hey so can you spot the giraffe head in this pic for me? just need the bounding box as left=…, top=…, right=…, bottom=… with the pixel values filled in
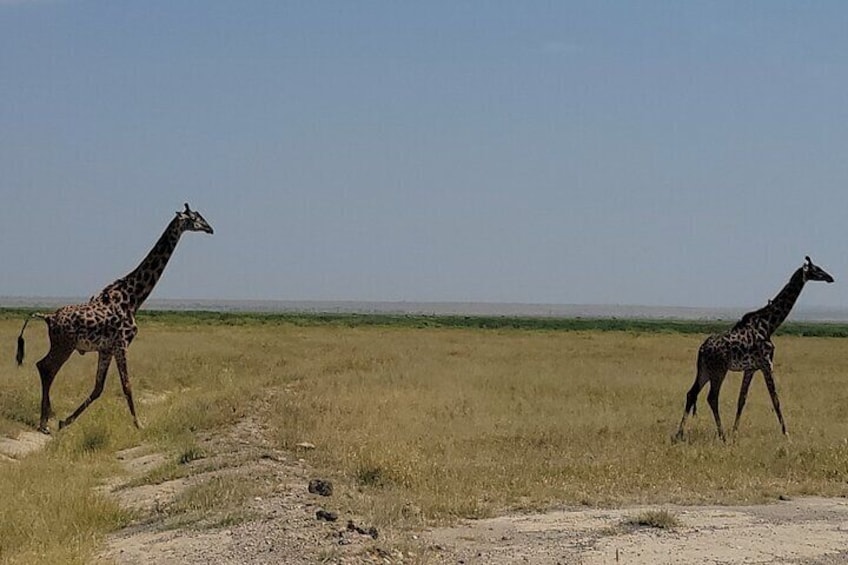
left=176, top=203, right=214, bottom=235
left=803, top=256, right=834, bottom=283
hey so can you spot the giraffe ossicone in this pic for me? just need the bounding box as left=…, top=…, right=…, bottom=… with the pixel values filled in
left=16, top=203, right=214, bottom=434
left=675, top=256, right=834, bottom=442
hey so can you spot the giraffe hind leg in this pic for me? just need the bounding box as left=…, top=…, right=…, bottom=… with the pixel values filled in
left=35, top=341, right=73, bottom=434
left=706, top=371, right=728, bottom=441
left=732, top=370, right=755, bottom=434
left=675, top=366, right=709, bottom=441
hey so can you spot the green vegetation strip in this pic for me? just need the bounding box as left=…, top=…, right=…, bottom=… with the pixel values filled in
left=3, top=307, right=847, bottom=337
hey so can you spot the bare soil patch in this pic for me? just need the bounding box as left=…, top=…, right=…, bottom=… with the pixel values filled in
left=0, top=429, right=50, bottom=461
left=423, top=497, right=848, bottom=564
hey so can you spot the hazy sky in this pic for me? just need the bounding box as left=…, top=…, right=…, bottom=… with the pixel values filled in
left=2, top=1, right=847, bottom=308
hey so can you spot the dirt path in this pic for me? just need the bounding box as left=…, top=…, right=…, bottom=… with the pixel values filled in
left=422, top=497, right=848, bottom=564
left=96, top=416, right=394, bottom=565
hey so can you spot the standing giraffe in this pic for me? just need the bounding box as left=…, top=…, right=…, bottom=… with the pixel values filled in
left=16, top=203, right=214, bottom=434
left=675, top=256, right=834, bottom=441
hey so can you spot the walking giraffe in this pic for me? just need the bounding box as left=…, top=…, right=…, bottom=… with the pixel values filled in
left=675, top=256, right=834, bottom=441
left=17, top=204, right=214, bottom=434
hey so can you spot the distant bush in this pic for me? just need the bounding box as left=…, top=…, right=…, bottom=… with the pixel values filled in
left=4, top=306, right=847, bottom=336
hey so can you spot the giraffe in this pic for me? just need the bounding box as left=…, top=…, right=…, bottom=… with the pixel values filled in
left=16, top=203, right=214, bottom=434
left=675, top=256, right=834, bottom=441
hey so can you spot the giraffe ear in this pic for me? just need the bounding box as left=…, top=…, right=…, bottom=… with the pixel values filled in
left=184, top=203, right=191, bottom=213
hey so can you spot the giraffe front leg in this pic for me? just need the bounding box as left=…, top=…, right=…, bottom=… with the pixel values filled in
left=114, top=348, right=141, bottom=429
left=60, top=351, right=112, bottom=430
left=762, top=367, right=788, bottom=436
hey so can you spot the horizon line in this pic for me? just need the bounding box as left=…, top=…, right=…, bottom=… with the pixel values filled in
left=1, top=296, right=846, bottom=322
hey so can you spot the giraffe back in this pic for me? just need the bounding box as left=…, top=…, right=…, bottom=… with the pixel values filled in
left=699, top=325, right=774, bottom=373
left=47, top=300, right=138, bottom=354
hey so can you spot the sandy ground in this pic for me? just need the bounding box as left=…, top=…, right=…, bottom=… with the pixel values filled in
left=423, top=498, right=848, bottom=564
left=0, top=429, right=50, bottom=461
left=3, top=423, right=847, bottom=565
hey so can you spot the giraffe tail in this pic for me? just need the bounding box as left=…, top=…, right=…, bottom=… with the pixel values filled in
left=16, top=313, right=47, bottom=366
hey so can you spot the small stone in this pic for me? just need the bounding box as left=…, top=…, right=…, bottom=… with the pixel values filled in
left=296, top=442, right=316, bottom=450
left=346, top=520, right=379, bottom=539
left=316, top=509, right=338, bottom=522
left=308, top=479, right=334, bottom=497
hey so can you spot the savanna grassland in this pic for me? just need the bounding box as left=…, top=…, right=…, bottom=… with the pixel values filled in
left=1, top=311, right=848, bottom=563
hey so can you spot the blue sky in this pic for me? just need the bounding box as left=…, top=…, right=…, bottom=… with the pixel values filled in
left=2, top=1, right=847, bottom=308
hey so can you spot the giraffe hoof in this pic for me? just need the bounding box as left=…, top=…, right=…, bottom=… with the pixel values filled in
left=58, top=419, right=68, bottom=430
left=38, top=425, right=51, bottom=435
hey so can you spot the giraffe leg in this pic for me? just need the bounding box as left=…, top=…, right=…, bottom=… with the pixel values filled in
left=35, top=343, right=73, bottom=434
left=114, top=348, right=140, bottom=429
left=706, top=372, right=727, bottom=441
left=762, top=367, right=788, bottom=436
left=59, top=351, right=112, bottom=430
left=675, top=370, right=707, bottom=441
left=732, top=370, right=755, bottom=433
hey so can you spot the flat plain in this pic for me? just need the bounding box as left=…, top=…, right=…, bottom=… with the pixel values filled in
left=1, top=312, right=847, bottom=563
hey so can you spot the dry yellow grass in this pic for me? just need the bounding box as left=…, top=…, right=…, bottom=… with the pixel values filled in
left=266, top=327, right=848, bottom=525
left=1, top=317, right=848, bottom=561
left=0, top=319, right=278, bottom=563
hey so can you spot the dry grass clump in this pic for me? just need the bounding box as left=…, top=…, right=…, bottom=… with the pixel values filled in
left=624, top=508, right=681, bottom=530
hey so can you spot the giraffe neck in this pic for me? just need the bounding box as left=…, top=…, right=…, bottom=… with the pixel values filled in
left=759, top=267, right=806, bottom=335
left=112, top=217, right=185, bottom=313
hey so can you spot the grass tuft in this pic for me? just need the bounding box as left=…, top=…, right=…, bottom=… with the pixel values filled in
left=356, top=464, right=387, bottom=488
left=79, top=423, right=111, bottom=453
left=178, top=445, right=206, bottom=465
left=624, top=509, right=681, bottom=530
